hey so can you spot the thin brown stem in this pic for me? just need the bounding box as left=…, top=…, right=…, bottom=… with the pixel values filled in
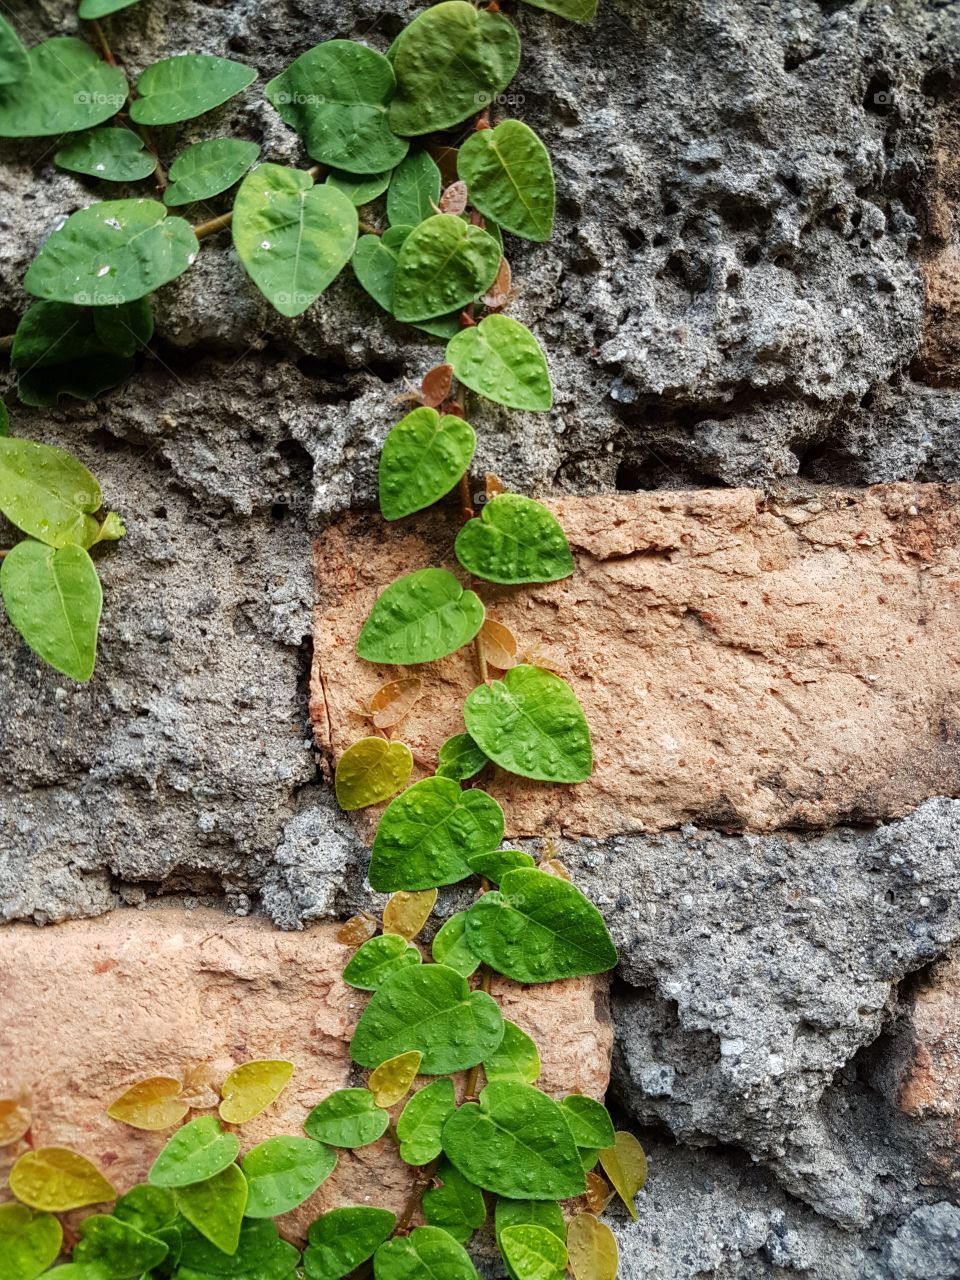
left=89, top=18, right=116, bottom=65
left=0, top=550, right=8, bottom=560
left=462, top=965, right=493, bottom=1100
left=0, top=334, right=12, bottom=354
left=193, top=211, right=234, bottom=239
left=395, top=1154, right=441, bottom=1234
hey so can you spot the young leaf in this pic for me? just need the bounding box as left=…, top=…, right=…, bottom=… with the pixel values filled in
left=0, top=439, right=103, bottom=549
left=566, top=1213, right=618, bottom=1280
left=369, top=776, right=503, bottom=892
left=484, top=256, right=513, bottom=310
left=363, top=675, right=424, bottom=730
left=467, top=849, right=536, bottom=884
left=113, top=1184, right=178, bottom=1235
left=219, top=1060, right=294, bottom=1124
left=351, top=226, right=461, bottom=339
left=342, top=934, right=422, bottom=992
left=266, top=41, right=408, bottom=174
left=0, top=1204, right=62, bottom=1280
left=336, top=912, right=379, bottom=947
left=55, top=128, right=158, bottom=183
left=458, top=121, right=555, bottom=242
left=0, top=1098, right=31, bottom=1145
left=558, top=1096, right=615, bottom=1150
left=176, top=1163, right=248, bottom=1255
left=350, top=963, right=504, bottom=1073
left=130, top=55, right=256, bottom=126
left=336, top=737, right=413, bottom=811
left=446, top=315, right=552, bottom=412
left=0, top=16, right=27, bottom=85
left=389, top=2, right=521, bottom=136
left=326, top=169, right=393, bottom=206
left=597, top=1132, right=647, bottom=1221
left=435, top=733, right=489, bottom=782
left=241, top=1135, right=337, bottom=1218
left=0, top=39, right=127, bottom=137
left=374, top=1225, right=479, bottom=1280
left=179, top=1063, right=221, bottom=1112
left=379, top=407, right=476, bottom=521
left=148, top=1116, right=240, bottom=1188
left=107, top=1077, right=190, bottom=1131
left=233, top=165, right=357, bottom=317
left=463, top=665, right=592, bottom=783
left=163, top=138, right=260, bottom=207
left=304, top=1090, right=389, bottom=1148
left=396, top=1078, right=456, bottom=1166
left=431, top=911, right=479, bottom=978
left=442, top=1082, right=585, bottom=1200
left=179, top=1218, right=299, bottom=1278
left=465, top=868, right=617, bottom=982
left=382, top=888, right=438, bottom=941
left=585, top=1170, right=614, bottom=1211
left=9, top=1148, right=116, bottom=1212
left=0, top=541, right=102, bottom=682
left=305, top=1207, right=395, bottom=1280
left=368, top=1050, right=422, bottom=1108
left=387, top=151, right=441, bottom=227
left=421, top=362, right=455, bottom=408
left=422, top=1161, right=486, bottom=1243
left=24, top=200, right=198, bottom=306
left=356, top=568, right=484, bottom=668
left=440, top=181, right=469, bottom=217
left=482, top=1019, right=540, bottom=1085
left=392, top=214, right=500, bottom=323
left=455, top=495, right=574, bottom=585
left=520, top=0, right=598, bottom=19
left=73, top=1215, right=168, bottom=1278
left=499, top=1224, right=568, bottom=1280
left=479, top=618, right=519, bottom=671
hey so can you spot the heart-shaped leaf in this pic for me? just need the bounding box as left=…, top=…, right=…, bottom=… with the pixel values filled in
left=383, top=888, right=438, bottom=940
left=350, top=963, right=504, bottom=1074
left=466, top=868, right=617, bottom=982
left=467, top=849, right=535, bottom=884
left=0, top=16, right=27, bottom=85
left=0, top=1205, right=62, bottom=1280
left=266, top=41, right=408, bottom=174
left=0, top=438, right=104, bottom=549
left=598, top=1132, right=647, bottom=1221
left=304, top=1089, right=389, bottom=1148
left=176, top=1163, right=248, bottom=1255
left=24, top=200, right=198, bottom=307
left=392, top=215, right=501, bottom=322
left=396, top=1079, right=456, bottom=1166
left=219, top=1060, right=294, bottom=1124
left=364, top=675, right=424, bottom=729
left=431, top=911, right=479, bottom=978
left=149, top=1116, right=240, bottom=1188
left=305, top=1207, right=396, bottom=1280
left=446, top=316, right=552, bottom=411
left=387, top=151, right=441, bottom=226
left=379, top=408, right=476, bottom=521
left=335, top=737, right=413, bottom=810
left=343, top=934, right=422, bottom=991
left=443, top=1082, right=585, bottom=1200
left=179, top=1218, right=299, bottom=1277
left=73, top=1214, right=169, bottom=1277
left=483, top=1019, right=541, bottom=1085
left=464, top=665, right=592, bottom=783
left=374, top=1225, right=479, bottom=1280
left=0, top=39, right=127, bottom=137
left=131, top=55, right=256, bottom=126
left=422, top=1161, right=486, bottom=1244
left=356, top=568, right=484, bottom=668
left=458, top=121, right=555, bottom=242
left=113, top=1185, right=177, bottom=1235
left=9, top=1148, right=116, bottom=1212
left=500, top=1224, right=568, bottom=1280
left=241, top=1135, right=337, bottom=1218
left=233, top=165, right=358, bottom=317
left=558, top=1096, right=615, bottom=1150
left=1, top=541, right=102, bottom=682
left=389, top=2, right=520, bottom=136
left=455, top=495, right=573, bottom=585
left=163, top=138, right=260, bottom=207
left=369, top=776, right=503, bottom=892
left=520, top=0, right=598, bottom=19
left=495, top=1198, right=566, bottom=1248
left=326, top=169, right=393, bottom=206
left=369, top=1050, right=422, bottom=1108
left=55, top=128, right=158, bottom=183
left=107, top=1077, right=190, bottom=1131
left=352, top=229, right=461, bottom=338
left=436, top=733, right=489, bottom=782
left=566, top=1213, right=618, bottom=1280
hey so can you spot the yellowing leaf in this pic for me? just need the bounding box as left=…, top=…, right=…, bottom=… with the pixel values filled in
left=218, top=1060, right=295, bottom=1125
left=479, top=618, right=518, bottom=671
left=0, top=1099, right=31, bottom=1146
left=585, top=1170, right=614, bottom=1214
left=9, top=1148, right=116, bottom=1211
left=335, top=736, right=413, bottom=810
left=369, top=1050, right=423, bottom=1108
left=337, top=912, right=380, bottom=947
left=107, top=1077, right=190, bottom=1131
left=485, top=473, right=506, bottom=500
left=383, top=889, right=438, bottom=941
left=366, top=677, right=424, bottom=729
left=597, top=1132, right=647, bottom=1221
left=567, top=1212, right=619, bottom=1280
left=178, top=1063, right=221, bottom=1112
left=539, top=858, right=571, bottom=881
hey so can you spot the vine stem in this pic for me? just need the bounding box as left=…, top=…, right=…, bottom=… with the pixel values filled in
left=458, top=470, right=489, bottom=686
left=89, top=18, right=116, bottom=65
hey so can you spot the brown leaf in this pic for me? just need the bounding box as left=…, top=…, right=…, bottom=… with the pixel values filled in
left=427, top=146, right=459, bottom=188
left=383, top=889, right=437, bottom=941
left=485, top=472, right=505, bottom=500
left=421, top=363, right=454, bottom=409
left=479, top=618, right=518, bottom=671
left=483, top=257, right=512, bottom=310
left=178, top=1063, right=221, bottom=1111
left=363, top=677, right=424, bottom=730
left=439, top=180, right=469, bottom=216
left=521, top=645, right=567, bottom=675
left=540, top=858, right=572, bottom=880
left=585, top=1170, right=615, bottom=1214
left=0, top=1098, right=31, bottom=1147
left=336, top=912, right=380, bottom=947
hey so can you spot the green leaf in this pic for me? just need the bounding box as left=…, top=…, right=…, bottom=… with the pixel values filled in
left=176, top=1164, right=248, bottom=1256
left=465, top=868, right=617, bottom=982
left=0, top=438, right=103, bottom=549
left=178, top=1219, right=298, bottom=1278
left=24, top=199, right=198, bottom=307
left=73, top=1215, right=168, bottom=1278
left=369, top=776, right=503, bottom=892
left=446, top=315, right=552, bottom=411
left=305, top=1207, right=395, bottom=1280
left=351, top=229, right=460, bottom=338
left=0, top=1204, right=62, bottom=1280
left=458, top=121, right=555, bottom=242
left=500, top=1225, right=568, bottom=1280
left=342, top=934, right=422, bottom=992
left=113, top=1185, right=177, bottom=1235
left=495, top=1199, right=566, bottom=1247
left=148, top=1117, right=240, bottom=1188
left=326, top=169, right=392, bottom=206
left=467, top=849, right=535, bottom=884
left=266, top=41, right=407, bottom=174
left=0, top=399, right=8, bottom=436
left=463, top=665, right=592, bottom=783
left=392, top=214, right=500, bottom=323
left=55, top=128, right=157, bottom=183
left=396, top=1079, right=456, bottom=1166
left=0, top=39, right=127, bottom=137
left=233, top=164, right=357, bottom=317
left=455, top=495, right=574, bottom=586
left=304, top=1090, right=389, bottom=1149
left=557, top=1096, right=615, bottom=1150
left=482, top=1019, right=541, bottom=1085
left=422, top=1161, right=485, bottom=1244
left=79, top=0, right=142, bottom=15
left=435, top=733, right=488, bottom=782
left=241, top=1136, right=336, bottom=1218
left=356, top=567, right=484, bottom=668
left=335, top=736, right=413, bottom=810
left=441, top=1082, right=585, bottom=1200
left=519, top=0, right=598, bottom=19
left=373, top=1226, right=479, bottom=1280
left=0, top=16, right=28, bottom=86
left=130, top=55, right=256, bottom=126
left=389, top=2, right=520, bottom=136
left=379, top=408, right=476, bottom=521
left=0, top=541, right=102, bottom=682
left=387, top=152, right=441, bottom=227
left=350, top=963, right=504, bottom=1074
left=163, top=138, right=260, bottom=207
left=431, top=912, right=479, bottom=978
